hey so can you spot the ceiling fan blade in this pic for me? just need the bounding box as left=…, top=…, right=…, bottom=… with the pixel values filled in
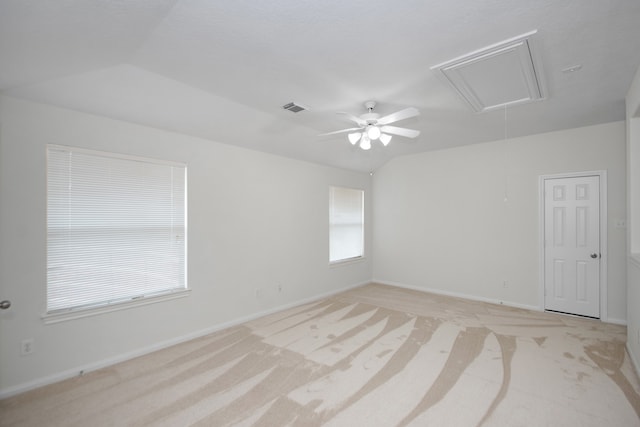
left=376, top=107, right=420, bottom=125
left=319, top=127, right=363, bottom=136
left=337, top=112, right=367, bottom=127
left=380, top=125, right=420, bottom=138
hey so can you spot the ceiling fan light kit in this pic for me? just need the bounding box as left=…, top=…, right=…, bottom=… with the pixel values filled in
left=348, top=133, right=361, bottom=145
left=379, top=133, right=392, bottom=146
left=322, top=101, right=420, bottom=150
left=366, top=125, right=381, bottom=140
left=359, top=134, right=372, bottom=150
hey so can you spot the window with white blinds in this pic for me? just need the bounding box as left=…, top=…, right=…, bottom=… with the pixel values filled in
left=46, top=145, right=187, bottom=314
left=329, top=186, right=364, bottom=263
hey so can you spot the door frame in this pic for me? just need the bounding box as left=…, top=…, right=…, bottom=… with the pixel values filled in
left=538, top=170, right=608, bottom=320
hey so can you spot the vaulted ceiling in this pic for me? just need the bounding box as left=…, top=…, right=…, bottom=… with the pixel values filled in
left=1, top=1, right=639, bottom=172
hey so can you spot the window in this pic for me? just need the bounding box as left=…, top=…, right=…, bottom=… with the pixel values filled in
left=47, top=145, right=187, bottom=315
left=329, top=186, right=364, bottom=263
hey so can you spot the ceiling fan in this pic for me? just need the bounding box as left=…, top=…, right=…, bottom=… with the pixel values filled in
left=321, top=101, right=420, bottom=150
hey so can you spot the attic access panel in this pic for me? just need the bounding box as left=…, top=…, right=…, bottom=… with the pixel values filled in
left=432, top=31, right=546, bottom=113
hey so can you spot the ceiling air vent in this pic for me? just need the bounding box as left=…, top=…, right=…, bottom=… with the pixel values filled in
left=431, top=30, right=546, bottom=113
left=282, top=102, right=307, bottom=113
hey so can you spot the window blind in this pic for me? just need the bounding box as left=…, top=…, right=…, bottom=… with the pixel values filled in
left=329, top=186, right=364, bottom=262
left=47, top=145, right=187, bottom=313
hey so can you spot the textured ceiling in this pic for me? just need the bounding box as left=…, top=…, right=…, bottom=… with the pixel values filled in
left=1, top=0, right=640, bottom=172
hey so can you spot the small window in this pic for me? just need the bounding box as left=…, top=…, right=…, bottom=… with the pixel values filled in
left=329, top=186, right=364, bottom=263
left=46, top=145, right=187, bottom=314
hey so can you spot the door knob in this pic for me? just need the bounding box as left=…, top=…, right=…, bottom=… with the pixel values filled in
left=0, top=300, right=11, bottom=310
left=590, top=253, right=598, bottom=259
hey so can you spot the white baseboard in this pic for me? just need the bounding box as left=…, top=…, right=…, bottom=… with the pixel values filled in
left=373, top=279, right=542, bottom=312
left=627, top=342, right=640, bottom=378
left=374, top=279, right=628, bottom=325
left=0, top=280, right=369, bottom=399
left=606, top=317, right=628, bottom=326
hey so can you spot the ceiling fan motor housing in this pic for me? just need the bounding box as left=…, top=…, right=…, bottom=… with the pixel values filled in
left=361, top=113, right=380, bottom=124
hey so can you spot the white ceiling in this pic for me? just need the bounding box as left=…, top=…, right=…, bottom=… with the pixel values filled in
left=1, top=0, right=639, bottom=172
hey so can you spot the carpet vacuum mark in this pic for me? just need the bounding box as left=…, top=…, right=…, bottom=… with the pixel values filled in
left=1, top=283, right=639, bottom=426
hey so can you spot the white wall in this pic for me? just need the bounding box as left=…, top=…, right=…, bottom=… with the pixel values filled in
left=373, top=122, right=627, bottom=321
left=0, top=96, right=372, bottom=396
left=0, top=93, right=632, bottom=396
left=626, top=66, right=640, bottom=371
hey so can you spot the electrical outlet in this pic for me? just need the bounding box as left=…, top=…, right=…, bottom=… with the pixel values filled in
left=503, top=281, right=508, bottom=288
left=277, top=284, right=282, bottom=293
left=614, top=219, right=627, bottom=229
left=21, top=338, right=34, bottom=356
left=254, top=288, right=262, bottom=298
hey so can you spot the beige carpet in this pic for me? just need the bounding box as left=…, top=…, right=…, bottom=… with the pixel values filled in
left=2, top=283, right=639, bottom=426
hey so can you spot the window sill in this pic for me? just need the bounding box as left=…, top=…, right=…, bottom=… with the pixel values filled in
left=329, top=256, right=366, bottom=268
left=42, top=289, right=191, bottom=324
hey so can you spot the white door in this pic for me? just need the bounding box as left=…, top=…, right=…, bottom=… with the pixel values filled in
left=544, top=176, right=600, bottom=318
